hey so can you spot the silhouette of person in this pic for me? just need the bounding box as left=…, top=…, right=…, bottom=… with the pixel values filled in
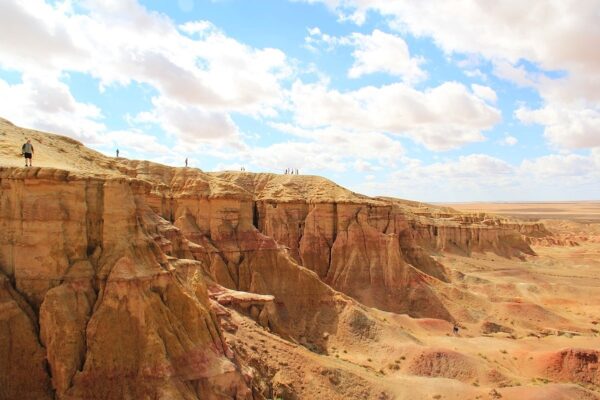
left=116, top=149, right=119, bottom=157
left=22, top=139, right=34, bottom=167
left=185, top=158, right=188, bottom=167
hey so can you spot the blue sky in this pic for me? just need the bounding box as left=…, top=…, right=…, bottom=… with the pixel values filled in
left=1, top=0, right=599, bottom=201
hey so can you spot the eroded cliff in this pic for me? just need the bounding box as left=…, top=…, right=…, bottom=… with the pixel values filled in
left=0, top=119, right=560, bottom=399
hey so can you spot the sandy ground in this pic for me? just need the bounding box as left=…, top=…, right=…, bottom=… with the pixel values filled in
left=229, top=203, right=600, bottom=400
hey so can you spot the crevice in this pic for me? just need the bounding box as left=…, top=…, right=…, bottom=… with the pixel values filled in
left=252, top=201, right=259, bottom=231
left=384, top=206, right=392, bottom=233
left=85, top=181, right=104, bottom=262
left=332, top=202, right=338, bottom=245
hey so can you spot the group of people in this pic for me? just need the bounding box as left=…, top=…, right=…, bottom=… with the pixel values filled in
left=20, top=141, right=302, bottom=177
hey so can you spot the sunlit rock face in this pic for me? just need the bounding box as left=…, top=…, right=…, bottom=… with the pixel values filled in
left=0, top=119, right=548, bottom=399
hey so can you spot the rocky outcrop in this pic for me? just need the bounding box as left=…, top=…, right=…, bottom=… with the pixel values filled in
left=0, top=168, right=252, bottom=399
left=0, top=121, right=556, bottom=399
left=0, top=273, right=53, bottom=400
left=534, top=348, right=600, bottom=386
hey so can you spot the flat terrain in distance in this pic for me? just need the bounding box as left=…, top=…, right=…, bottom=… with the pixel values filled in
left=442, top=201, right=600, bottom=223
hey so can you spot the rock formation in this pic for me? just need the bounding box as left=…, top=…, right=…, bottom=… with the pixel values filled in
left=2, top=118, right=594, bottom=400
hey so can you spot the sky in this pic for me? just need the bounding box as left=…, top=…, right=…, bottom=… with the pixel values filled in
left=1, top=0, right=599, bottom=202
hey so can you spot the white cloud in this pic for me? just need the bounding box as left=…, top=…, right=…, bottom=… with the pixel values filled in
left=0, top=0, right=86, bottom=74
left=0, top=0, right=291, bottom=144
left=305, top=29, right=425, bottom=82
left=401, top=154, right=515, bottom=181
left=245, top=141, right=347, bottom=172
left=516, top=105, right=600, bottom=149
left=492, top=60, right=539, bottom=88
left=470, top=84, right=497, bottom=104
left=0, top=75, right=105, bottom=143
left=0, top=74, right=177, bottom=163
left=360, top=152, right=600, bottom=201
left=299, top=0, right=600, bottom=153
left=301, top=0, right=600, bottom=77
left=179, top=20, right=217, bottom=36
left=348, top=30, right=425, bottom=82
left=103, top=129, right=173, bottom=156
left=269, top=122, right=404, bottom=162
left=289, top=80, right=500, bottom=151
left=521, top=153, right=598, bottom=180
left=360, top=154, right=518, bottom=201
left=500, top=135, right=518, bottom=146
left=135, top=96, right=240, bottom=146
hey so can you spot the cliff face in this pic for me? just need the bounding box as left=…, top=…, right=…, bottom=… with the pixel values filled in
left=0, top=169, right=251, bottom=399
left=0, top=120, right=551, bottom=399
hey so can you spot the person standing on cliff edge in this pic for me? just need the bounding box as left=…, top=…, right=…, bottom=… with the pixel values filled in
left=22, top=139, right=34, bottom=167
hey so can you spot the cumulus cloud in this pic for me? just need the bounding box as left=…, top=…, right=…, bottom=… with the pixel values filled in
left=360, top=151, right=600, bottom=201
left=300, top=0, right=600, bottom=75
left=0, top=0, right=291, bottom=145
left=348, top=30, right=425, bottom=82
left=521, top=153, right=598, bottom=180
left=0, top=0, right=86, bottom=74
left=0, top=74, right=178, bottom=162
left=135, top=96, right=241, bottom=145
left=305, top=28, right=425, bottom=82
left=0, top=75, right=105, bottom=143
left=471, top=84, right=497, bottom=104
left=358, top=154, right=518, bottom=201
left=289, top=80, right=500, bottom=151
left=516, top=105, right=600, bottom=149
left=299, top=0, right=600, bottom=153
left=269, top=122, right=404, bottom=162
left=396, top=154, right=515, bottom=181
left=103, top=129, right=173, bottom=156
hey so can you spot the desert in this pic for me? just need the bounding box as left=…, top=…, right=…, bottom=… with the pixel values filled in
left=1, top=118, right=599, bottom=400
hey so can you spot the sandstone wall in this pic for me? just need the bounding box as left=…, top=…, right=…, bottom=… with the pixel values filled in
left=0, top=168, right=251, bottom=400
left=0, top=164, right=547, bottom=399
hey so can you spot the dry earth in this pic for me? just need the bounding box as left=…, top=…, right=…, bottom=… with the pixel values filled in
left=445, top=201, right=600, bottom=223
left=1, top=118, right=599, bottom=400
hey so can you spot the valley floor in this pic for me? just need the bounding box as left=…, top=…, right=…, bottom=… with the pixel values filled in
left=226, top=208, right=600, bottom=400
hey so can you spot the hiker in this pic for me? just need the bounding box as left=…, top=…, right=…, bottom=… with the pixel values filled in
left=453, top=325, right=459, bottom=336
left=116, top=149, right=119, bottom=157
left=185, top=158, right=188, bottom=167
left=22, top=139, right=34, bottom=167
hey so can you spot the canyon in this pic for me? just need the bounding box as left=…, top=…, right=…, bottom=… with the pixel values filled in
left=1, top=118, right=599, bottom=400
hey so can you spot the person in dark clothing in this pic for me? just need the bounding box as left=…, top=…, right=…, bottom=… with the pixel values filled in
left=116, top=149, right=119, bottom=157
left=185, top=158, right=188, bottom=167
left=22, top=139, right=34, bottom=167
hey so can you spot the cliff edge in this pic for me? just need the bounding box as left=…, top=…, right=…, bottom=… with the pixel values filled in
left=0, top=119, right=562, bottom=399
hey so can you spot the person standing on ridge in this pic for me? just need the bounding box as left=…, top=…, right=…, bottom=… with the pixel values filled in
left=22, top=139, right=34, bottom=167
left=185, top=158, right=188, bottom=167
left=116, top=148, right=119, bottom=157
